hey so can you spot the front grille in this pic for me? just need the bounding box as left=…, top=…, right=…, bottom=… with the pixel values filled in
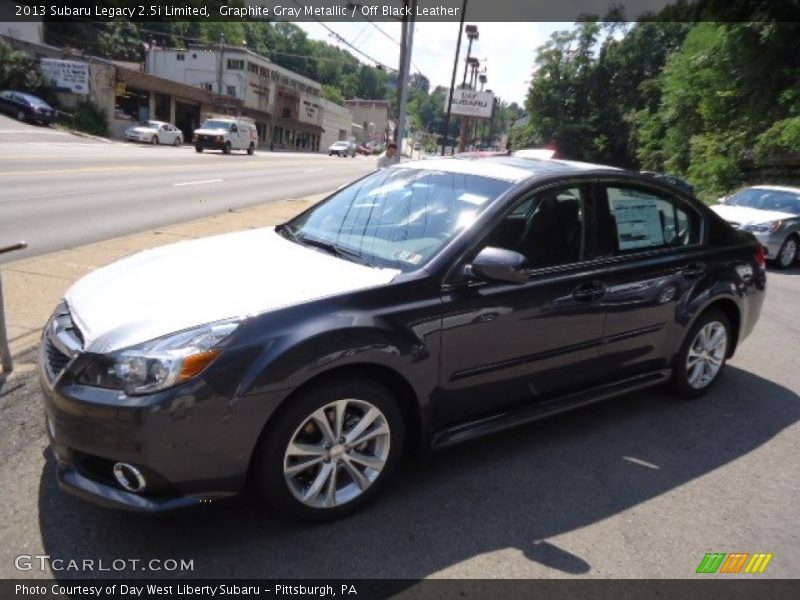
left=45, top=337, right=70, bottom=379
left=42, top=302, right=84, bottom=383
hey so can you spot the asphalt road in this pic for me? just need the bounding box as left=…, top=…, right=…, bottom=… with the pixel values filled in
left=0, top=115, right=798, bottom=582
left=0, top=114, right=375, bottom=263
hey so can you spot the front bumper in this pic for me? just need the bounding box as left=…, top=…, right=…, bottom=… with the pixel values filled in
left=125, top=134, right=151, bottom=143
left=39, top=335, right=290, bottom=512
left=195, top=137, right=226, bottom=150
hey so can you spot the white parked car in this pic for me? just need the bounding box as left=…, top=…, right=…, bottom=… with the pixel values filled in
left=124, top=121, right=183, bottom=146
left=711, top=185, right=800, bottom=269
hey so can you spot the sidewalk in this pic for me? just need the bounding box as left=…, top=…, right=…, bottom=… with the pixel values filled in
left=0, top=193, right=324, bottom=383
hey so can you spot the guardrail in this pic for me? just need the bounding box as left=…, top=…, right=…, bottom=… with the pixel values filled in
left=0, top=241, right=28, bottom=375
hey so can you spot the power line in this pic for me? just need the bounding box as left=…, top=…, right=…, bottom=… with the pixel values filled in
left=357, top=15, right=427, bottom=79
left=290, top=0, right=397, bottom=72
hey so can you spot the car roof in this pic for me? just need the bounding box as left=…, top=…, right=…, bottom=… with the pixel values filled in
left=748, top=184, right=800, bottom=194
left=397, top=155, right=622, bottom=183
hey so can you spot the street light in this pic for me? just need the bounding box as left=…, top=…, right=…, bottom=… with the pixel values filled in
left=461, top=25, right=479, bottom=87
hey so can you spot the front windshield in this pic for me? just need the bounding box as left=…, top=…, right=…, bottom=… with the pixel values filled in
left=282, top=167, right=513, bottom=272
left=728, top=188, right=800, bottom=215
left=200, top=120, right=232, bottom=130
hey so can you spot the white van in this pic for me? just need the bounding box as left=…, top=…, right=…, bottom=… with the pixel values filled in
left=193, top=118, right=258, bottom=155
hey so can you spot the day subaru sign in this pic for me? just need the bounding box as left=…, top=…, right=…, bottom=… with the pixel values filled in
left=445, top=89, right=495, bottom=119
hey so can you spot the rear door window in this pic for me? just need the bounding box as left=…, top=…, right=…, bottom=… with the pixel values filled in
left=603, top=185, right=701, bottom=253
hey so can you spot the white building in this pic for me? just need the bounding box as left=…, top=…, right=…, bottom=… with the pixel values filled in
left=319, top=99, right=354, bottom=151
left=146, top=44, right=324, bottom=151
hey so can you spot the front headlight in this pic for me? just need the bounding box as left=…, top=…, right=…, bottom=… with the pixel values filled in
left=744, top=220, right=782, bottom=234
left=77, top=319, right=241, bottom=395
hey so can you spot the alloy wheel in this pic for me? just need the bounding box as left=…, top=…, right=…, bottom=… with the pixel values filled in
left=686, top=321, right=727, bottom=389
left=779, top=238, right=797, bottom=268
left=283, top=398, right=391, bottom=509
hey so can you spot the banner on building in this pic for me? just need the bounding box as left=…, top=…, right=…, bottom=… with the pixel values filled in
left=444, top=89, right=495, bottom=119
left=40, top=58, right=89, bottom=95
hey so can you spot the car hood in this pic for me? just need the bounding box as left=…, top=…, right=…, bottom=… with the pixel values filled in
left=66, top=228, right=400, bottom=354
left=711, top=204, right=797, bottom=225
left=194, top=128, right=228, bottom=136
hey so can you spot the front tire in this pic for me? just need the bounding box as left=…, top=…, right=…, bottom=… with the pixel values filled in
left=254, top=377, right=404, bottom=521
left=223, top=141, right=232, bottom=155
left=16, top=110, right=25, bottom=122
left=247, top=142, right=255, bottom=155
left=174, top=136, right=182, bottom=146
left=775, top=235, right=798, bottom=269
left=671, top=309, right=731, bottom=398
left=195, top=145, right=203, bottom=153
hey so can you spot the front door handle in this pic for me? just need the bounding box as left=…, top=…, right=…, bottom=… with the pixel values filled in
left=572, top=281, right=606, bottom=302
left=682, top=262, right=707, bottom=279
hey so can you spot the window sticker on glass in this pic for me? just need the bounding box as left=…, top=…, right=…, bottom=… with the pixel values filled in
left=609, top=191, right=665, bottom=250
left=458, top=192, right=490, bottom=206
left=393, top=250, right=423, bottom=265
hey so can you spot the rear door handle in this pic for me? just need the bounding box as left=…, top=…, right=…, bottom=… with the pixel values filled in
left=572, top=281, right=606, bottom=302
left=682, top=263, right=707, bottom=279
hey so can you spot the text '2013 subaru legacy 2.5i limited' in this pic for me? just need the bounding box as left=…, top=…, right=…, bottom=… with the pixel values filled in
left=40, top=156, right=766, bottom=520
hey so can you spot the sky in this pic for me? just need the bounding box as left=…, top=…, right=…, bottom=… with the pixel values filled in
left=297, top=21, right=570, bottom=105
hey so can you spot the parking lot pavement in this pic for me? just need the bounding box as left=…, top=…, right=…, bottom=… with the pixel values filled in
left=0, top=179, right=798, bottom=580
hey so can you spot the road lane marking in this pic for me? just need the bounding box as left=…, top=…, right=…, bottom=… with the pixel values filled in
left=173, top=179, right=224, bottom=186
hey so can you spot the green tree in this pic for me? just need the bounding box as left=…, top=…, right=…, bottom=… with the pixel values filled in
left=321, top=84, right=345, bottom=105
left=0, top=38, right=46, bottom=93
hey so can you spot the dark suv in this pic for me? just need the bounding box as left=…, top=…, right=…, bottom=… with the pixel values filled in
left=40, top=155, right=766, bottom=520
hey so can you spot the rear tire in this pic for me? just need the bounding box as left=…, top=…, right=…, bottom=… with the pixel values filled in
left=670, top=309, right=731, bottom=399
left=174, top=136, right=182, bottom=146
left=223, top=141, right=232, bottom=155
left=253, top=377, right=404, bottom=521
left=774, top=235, right=798, bottom=269
left=247, top=142, right=255, bottom=155
left=195, top=145, right=203, bottom=153
left=16, top=110, right=25, bottom=122
left=151, top=135, right=159, bottom=145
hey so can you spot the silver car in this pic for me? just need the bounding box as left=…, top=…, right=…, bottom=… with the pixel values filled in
left=711, top=185, right=800, bottom=268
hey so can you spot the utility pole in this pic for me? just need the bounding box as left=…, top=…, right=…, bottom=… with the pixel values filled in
left=441, top=0, right=467, bottom=156
left=217, top=32, right=225, bottom=97
left=396, top=0, right=416, bottom=155
left=458, top=26, right=479, bottom=153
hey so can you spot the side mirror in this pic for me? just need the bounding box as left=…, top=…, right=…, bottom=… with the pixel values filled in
left=468, top=247, right=529, bottom=284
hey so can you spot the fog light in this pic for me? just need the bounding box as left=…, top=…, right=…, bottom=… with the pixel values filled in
left=113, top=462, right=147, bottom=493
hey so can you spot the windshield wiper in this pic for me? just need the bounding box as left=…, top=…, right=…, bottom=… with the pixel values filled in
left=295, top=234, right=374, bottom=267
left=275, top=222, right=301, bottom=242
